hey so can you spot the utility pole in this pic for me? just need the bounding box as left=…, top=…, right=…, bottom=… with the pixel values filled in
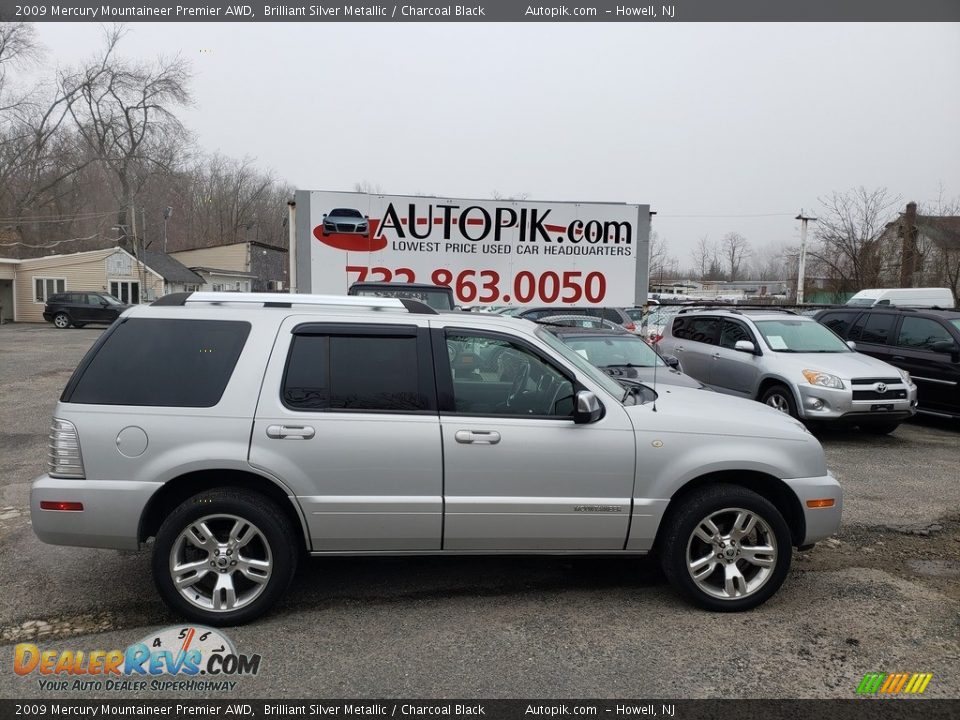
left=163, top=206, right=173, bottom=254
left=795, top=210, right=817, bottom=304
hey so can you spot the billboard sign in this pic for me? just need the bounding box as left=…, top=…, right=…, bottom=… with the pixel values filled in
left=296, top=190, right=649, bottom=306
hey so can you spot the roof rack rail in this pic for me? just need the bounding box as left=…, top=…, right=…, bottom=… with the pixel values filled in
left=677, top=305, right=798, bottom=316
left=157, top=292, right=438, bottom=314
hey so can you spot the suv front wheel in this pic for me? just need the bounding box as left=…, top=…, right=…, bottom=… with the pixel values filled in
left=152, top=489, right=299, bottom=625
left=659, top=484, right=792, bottom=611
left=760, top=384, right=798, bottom=419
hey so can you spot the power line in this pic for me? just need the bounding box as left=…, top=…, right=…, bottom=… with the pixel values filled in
left=0, top=232, right=104, bottom=249
left=0, top=209, right=121, bottom=224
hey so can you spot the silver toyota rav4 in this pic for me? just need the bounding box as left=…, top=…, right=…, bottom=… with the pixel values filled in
left=657, top=308, right=918, bottom=434
left=32, top=293, right=842, bottom=625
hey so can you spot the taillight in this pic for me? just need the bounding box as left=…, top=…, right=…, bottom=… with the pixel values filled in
left=651, top=334, right=663, bottom=344
left=624, top=321, right=637, bottom=332
left=40, top=501, right=84, bottom=512
left=48, top=418, right=85, bottom=479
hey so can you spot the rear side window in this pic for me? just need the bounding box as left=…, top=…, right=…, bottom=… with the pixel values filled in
left=855, top=313, right=895, bottom=344
left=66, top=319, right=250, bottom=407
left=283, top=330, right=428, bottom=412
left=818, top=311, right=860, bottom=338
left=672, top=316, right=720, bottom=345
left=896, top=317, right=953, bottom=350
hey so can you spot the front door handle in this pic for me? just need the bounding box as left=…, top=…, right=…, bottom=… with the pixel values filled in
left=266, top=425, right=315, bottom=440
left=674, top=346, right=684, bottom=352
left=711, top=352, right=721, bottom=359
left=455, top=430, right=501, bottom=445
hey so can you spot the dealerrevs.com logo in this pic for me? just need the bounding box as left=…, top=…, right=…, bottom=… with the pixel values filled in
left=13, top=625, right=261, bottom=693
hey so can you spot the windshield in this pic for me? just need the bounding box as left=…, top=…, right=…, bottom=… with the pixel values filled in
left=950, top=320, right=960, bottom=333
left=101, top=294, right=123, bottom=305
left=753, top=319, right=850, bottom=353
left=535, top=327, right=627, bottom=401
left=329, top=208, right=363, bottom=218
left=561, top=334, right=667, bottom=368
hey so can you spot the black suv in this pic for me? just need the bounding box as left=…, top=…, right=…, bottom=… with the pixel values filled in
left=814, top=306, right=960, bottom=418
left=43, top=292, right=129, bottom=329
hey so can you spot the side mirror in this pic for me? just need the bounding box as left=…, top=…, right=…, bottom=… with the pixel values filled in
left=931, top=340, right=957, bottom=354
left=101, top=301, right=109, bottom=308
left=847, top=340, right=857, bottom=351
left=734, top=340, right=756, bottom=354
left=663, top=355, right=681, bottom=370
left=364, top=215, right=369, bottom=219
left=573, top=390, right=603, bottom=424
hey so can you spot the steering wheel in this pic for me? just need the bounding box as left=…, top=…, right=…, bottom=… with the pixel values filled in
left=507, top=361, right=530, bottom=407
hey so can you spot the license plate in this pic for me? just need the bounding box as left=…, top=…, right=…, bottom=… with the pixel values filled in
left=871, top=403, right=894, bottom=411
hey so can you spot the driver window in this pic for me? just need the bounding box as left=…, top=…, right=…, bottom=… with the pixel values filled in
left=445, top=333, right=574, bottom=417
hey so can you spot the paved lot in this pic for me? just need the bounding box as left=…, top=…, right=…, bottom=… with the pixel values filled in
left=0, top=323, right=957, bottom=699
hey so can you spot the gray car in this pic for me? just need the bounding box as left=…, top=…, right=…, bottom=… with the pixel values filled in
left=657, top=308, right=918, bottom=434
left=32, top=292, right=841, bottom=624
left=322, top=208, right=368, bottom=235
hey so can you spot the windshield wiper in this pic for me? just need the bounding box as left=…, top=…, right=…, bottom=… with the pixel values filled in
left=603, top=362, right=653, bottom=369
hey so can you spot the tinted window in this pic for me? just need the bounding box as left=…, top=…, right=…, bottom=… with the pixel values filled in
left=720, top=320, right=752, bottom=349
left=858, top=313, right=896, bottom=344
left=896, top=317, right=953, bottom=350
left=68, top=319, right=250, bottom=407
left=283, top=333, right=426, bottom=412
left=818, top=311, right=860, bottom=339
left=671, top=316, right=720, bottom=345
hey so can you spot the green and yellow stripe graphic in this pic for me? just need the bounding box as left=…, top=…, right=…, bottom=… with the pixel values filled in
left=856, top=672, right=933, bottom=694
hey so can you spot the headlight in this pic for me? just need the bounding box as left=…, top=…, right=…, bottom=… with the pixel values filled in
left=802, top=369, right=844, bottom=389
left=897, top=368, right=912, bottom=385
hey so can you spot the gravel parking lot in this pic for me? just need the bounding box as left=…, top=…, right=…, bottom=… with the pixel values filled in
left=0, top=323, right=957, bottom=699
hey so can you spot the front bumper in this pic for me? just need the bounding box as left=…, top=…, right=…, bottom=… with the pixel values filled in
left=784, top=473, right=843, bottom=545
left=795, top=382, right=917, bottom=422
left=30, top=475, right=161, bottom=550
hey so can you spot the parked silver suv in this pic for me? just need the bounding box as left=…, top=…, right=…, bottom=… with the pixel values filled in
left=657, top=308, right=918, bottom=434
left=32, top=293, right=842, bottom=624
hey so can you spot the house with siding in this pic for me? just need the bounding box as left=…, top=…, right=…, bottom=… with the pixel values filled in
left=0, top=247, right=202, bottom=323
left=170, top=241, right=288, bottom=292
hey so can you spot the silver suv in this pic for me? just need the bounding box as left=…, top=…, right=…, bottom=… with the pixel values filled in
left=32, top=293, right=842, bottom=624
left=657, top=308, right=918, bottom=434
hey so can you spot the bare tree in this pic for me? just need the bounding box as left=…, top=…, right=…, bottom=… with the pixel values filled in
left=690, top=236, right=717, bottom=280
left=491, top=190, right=530, bottom=201
left=810, top=186, right=902, bottom=293
left=721, top=232, right=752, bottom=282
left=353, top=179, right=383, bottom=195
left=61, top=26, right=191, bottom=292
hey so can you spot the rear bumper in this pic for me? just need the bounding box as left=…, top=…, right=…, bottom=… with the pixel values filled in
left=783, top=473, right=843, bottom=545
left=30, top=475, right=161, bottom=550
left=41, top=312, right=53, bottom=322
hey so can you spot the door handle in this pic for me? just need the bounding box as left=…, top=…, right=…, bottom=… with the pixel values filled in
left=266, top=425, right=315, bottom=440
left=674, top=346, right=684, bottom=352
left=711, top=352, right=721, bottom=359
left=455, top=430, right=501, bottom=445
left=891, top=356, right=905, bottom=361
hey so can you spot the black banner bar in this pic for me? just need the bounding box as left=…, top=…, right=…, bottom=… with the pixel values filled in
left=2, top=700, right=960, bottom=720
left=2, top=0, right=960, bottom=22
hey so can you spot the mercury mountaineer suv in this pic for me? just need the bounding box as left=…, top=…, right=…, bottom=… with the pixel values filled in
left=32, top=293, right=842, bottom=625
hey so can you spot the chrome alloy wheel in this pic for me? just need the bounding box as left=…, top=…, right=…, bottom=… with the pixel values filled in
left=765, top=393, right=790, bottom=413
left=685, top=507, right=778, bottom=600
left=169, top=514, right=273, bottom=612
left=54, top=313, right=70, bottom=328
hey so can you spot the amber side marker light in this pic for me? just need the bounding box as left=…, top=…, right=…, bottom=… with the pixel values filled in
left=40, top=501, right=84, bottom=512
left=806, top=499, right=836, bottom=509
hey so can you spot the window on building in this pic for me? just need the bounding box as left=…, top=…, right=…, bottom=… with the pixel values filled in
left=34, top=278, right=66, bottom=303
left=109, top=280, right=140, bottom=304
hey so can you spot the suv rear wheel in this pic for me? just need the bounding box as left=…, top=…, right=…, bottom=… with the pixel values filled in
left=53, top=312, right=71, bottom=329
left=152, top=488, right=299, bottom=625
left=659, top=484, right=792, bottom=611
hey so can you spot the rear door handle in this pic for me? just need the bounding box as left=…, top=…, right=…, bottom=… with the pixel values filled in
left=711, top=352, right=721, bottom=359
left=455, top=430, right=501, bottom=445
left=674, top=346, right=684, bottom=352
left=266, top=425, right=315, bottom=440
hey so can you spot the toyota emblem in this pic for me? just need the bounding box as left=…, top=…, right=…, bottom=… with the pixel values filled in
left=875, top=382, right=887, bottom=393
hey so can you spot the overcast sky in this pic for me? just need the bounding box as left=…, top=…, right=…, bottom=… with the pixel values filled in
left=31, top=22, right=960, bottom=269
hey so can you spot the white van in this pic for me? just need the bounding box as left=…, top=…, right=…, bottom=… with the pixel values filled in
left=846, top=287, right=955, bottom=308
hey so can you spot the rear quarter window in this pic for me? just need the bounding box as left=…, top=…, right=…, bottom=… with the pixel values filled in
left=65, top=318, right=250, bottom=407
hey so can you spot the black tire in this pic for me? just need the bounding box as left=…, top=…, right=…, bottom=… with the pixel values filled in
left=658, top=483, right=793, bottom=612
left=152, top=488, right=299, bottom=626
left=53, top=312, right=71, bottom=329
left=759, top=384, right=799, bottom=419
left=860, top=422, right=900, bottom=435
